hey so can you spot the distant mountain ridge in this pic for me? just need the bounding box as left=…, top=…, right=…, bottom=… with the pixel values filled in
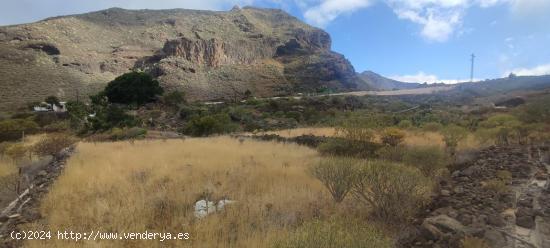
left=357, top=71, right=420, bottom=90
left=0, top=7, right=369, bottom=110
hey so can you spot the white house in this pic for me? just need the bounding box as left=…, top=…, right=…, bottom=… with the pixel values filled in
left=33, top=101, right=67, bottom=112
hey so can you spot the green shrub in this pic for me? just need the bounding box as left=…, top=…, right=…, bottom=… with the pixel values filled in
left=66, top=101, right=89, bottom=130
left=104, top=71, right=164, bottom=105
left=310, top=157, right=361, bottom=203
left=336, top=119, right=375, bottom=142
left=318, top=138, right=382, bottom=158
left=380, top=128, right=405, bottom=147
left=163, top=90, right=186, bottom=108
left=442, top=124, right=467, bottom=155
left=398, top=120, right=413, bottom=129
left=43, top=120, right=70, bottom=132
left=110, top=127, right=147, bottom=140
left=0, top=118, right=39, bottom=142
left=496, top=170, right=512, bottom=182
left=483, top=179, right=508, bottom=195
left=182, top=113, right=238, bottom=137
left=403, top=146, right=449, bottom=177
left=375, top=145, right=405, bottom=162
left=422, top=122, right=443, bottom=132
left=352, top=160, right=432, bottom=223
left=272, top=218, right=391, bottom=248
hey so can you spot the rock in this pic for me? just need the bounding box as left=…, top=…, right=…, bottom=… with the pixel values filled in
left=484, top=229, right=507, bottom=247
left=441, top=190, right=451, bottom=197
left=37, top=170, right=48, bottom=177
left=516, top=215, right=535, bottom=229
left=487, top=214, right=506, bottom=227
left=0, top=215, right=8, bottom=222
left=424, top=215, right=468, bottom=234
left=453, top=186, right=464, bottom=194
left=457, top=213, right=473, bottom=225
left=420, top=222, right=443, bottom=241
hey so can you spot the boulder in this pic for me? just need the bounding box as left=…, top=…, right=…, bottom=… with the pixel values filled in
left=424, top=215, right=468, bottom=234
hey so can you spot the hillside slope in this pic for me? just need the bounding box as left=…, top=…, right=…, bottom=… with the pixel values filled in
left=358, top=70, right=419, bottom=90
left=0, top=7, right=366, bottom=111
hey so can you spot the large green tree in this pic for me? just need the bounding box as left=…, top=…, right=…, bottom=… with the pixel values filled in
left=104, top=71, right=164, bottom=105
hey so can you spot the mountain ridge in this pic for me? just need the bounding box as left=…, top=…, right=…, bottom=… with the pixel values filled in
left=0, top=6, right=368, bottom=110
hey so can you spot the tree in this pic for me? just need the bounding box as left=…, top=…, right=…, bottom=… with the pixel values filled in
left=104, top=71, right=164, bottom=105
left=66, top=101, right=89, bottom=130
left=45, top=95, right=60, bottom=107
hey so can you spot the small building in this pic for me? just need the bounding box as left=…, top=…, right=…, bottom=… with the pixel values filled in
left=33, top=101, right=67, bottom=112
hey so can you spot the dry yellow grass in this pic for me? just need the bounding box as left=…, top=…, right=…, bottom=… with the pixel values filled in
left=0, top=134, right=47, bottom=177
left=24, top=137, right=327, bottom=248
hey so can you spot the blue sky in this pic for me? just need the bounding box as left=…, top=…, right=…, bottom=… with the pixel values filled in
left=1, top=0, right=550, bottom=83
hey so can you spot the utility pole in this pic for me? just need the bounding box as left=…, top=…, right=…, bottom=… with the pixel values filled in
left=470, top=53, right=475, bottom=82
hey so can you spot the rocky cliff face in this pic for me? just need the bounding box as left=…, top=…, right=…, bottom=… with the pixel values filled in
left=0, top=7, right=365, bottom=110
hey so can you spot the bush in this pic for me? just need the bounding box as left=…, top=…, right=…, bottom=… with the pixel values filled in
left=375, top=145, right=405, bottom=162
left=104, top=71, right=164, bottom=105
left=182, top=113, right=238, bottom=137
left=162, top=90, right=186, bottom=108
left=442, top=124, right=467, bottom=155
left=33, top=134, right=77, bottom=157
left=110, top=127, right=147, bottom=140
left=310, top=157, right=360, bottom=203
left=483, top=179, right=508, bottom=196
left=318, top=138, right=382, bottom=158
left=5, top=143, right=29, bottom=163
left=403, top=146, right=449, bottom=177
left=352, top=161, right=432, bottom=223
left=336, top=119, right=375, bottom=142
left=66, top=101, right=89, bottom=130
left=272, top=218, right=391, bottom=248
left=422, top=122, right=443, bottom=132
left=0, top=118, right=39, bottom=142
left=496, top=170, right=512, bottom=182
left=380, top=127, right=405, bottom=147
left=398, top=120, right=413, bottom=129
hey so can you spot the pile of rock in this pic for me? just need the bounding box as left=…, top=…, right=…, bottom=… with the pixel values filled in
left=400, top=145, right=550, bottom=248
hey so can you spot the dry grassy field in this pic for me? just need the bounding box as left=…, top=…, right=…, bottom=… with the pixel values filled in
left=23, top=137, right=331, bottom=248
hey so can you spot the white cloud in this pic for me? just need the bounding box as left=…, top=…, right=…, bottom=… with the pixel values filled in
left=389, top=71, right=473, bottom=84
left=303, top=0, right=373, bottom=27
left=508, top=0, right=550, bottom=17
left=505, top=63, right=550, bottom=76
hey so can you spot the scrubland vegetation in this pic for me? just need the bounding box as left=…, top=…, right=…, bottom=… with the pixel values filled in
left=1, top=71, right=549, bottom=247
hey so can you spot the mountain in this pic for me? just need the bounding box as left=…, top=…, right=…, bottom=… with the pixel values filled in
left=0, top=7, right=367, bottom=111
left=357, top=71, right=419, bottom=90
left=443, top=75, right=550, bottom=100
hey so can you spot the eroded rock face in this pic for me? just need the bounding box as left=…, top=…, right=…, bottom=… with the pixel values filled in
left=0, top=7, right=364, bottom=110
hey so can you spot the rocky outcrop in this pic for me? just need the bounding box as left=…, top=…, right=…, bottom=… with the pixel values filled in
left=0, top=7, right=365, bottom=110
left=400, top=145, right=550, bottom=248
